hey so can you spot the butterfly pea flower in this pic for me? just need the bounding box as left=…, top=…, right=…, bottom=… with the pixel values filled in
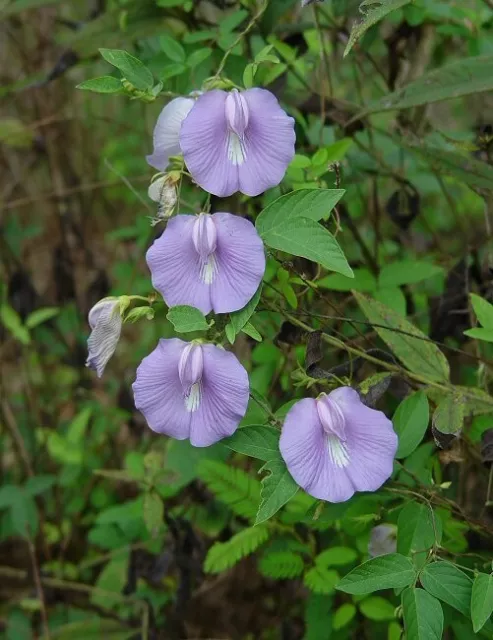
left=146, top=211, right=265, bottom=314
left=179, top=88, right=296, bottom=197
left=133, top=338, right=249, bottom=446
left=368, top=524, right=397, bottom=558
left=146, top=96, right=195, bottom=171
left=280, top=387, right=398, bottom=503
left=86, top=297, right=122, bottom=377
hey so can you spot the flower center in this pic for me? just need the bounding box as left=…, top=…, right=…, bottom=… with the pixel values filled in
left=192, top=213, right=218, bottom=284
left=316, top=395, right=350, bottom=468
left=225, top=89, right=248, bottom=166
left=178, top=343, right=203, bottom=412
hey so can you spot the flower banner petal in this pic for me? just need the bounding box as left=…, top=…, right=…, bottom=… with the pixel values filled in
left=147, top=97, right=194, bottom=171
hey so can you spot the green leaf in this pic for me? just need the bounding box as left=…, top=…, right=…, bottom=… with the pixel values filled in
left=0, top=304, right=30, bottom=344
left=470, top=293, right=493, bottom=329
left=259, top=551, right=304, bottom=579
left=11, top=491, right=38, bottom=537
left=315, top=547, right=358, bottom=567
left=256, top=189, right=345, bottom=232
left=361, top=54, right=493, bottom=113
left=25, top=307, right=59, bottom=329
left=333, top=603, right=356, bottom=630
left=464, top=328, right=493, bottom=342
left=243, top=62, right=257, bottom=88
left=159, top=63, right=188, bottom=82
left=359, top=596, right=396, bottom=621
left=344, top=0, right=411, bottom=57
left=255, top=458, right=299, bottom=525
left=187, top=47, right=212, bottom=68
left=471, top=573, right=493, bottom=633
left=198, top=460, right=261, bottom=521
left=393, top=391, right=429, bottom=459
left=91, top=552, right=129, bottom=609
left=420, top=561, right=472, bottom=617
left=99, top=49, right=153, bottom=91
left=402, top=588, right=444, bottom=640
left=304, top=593, right=334, bottom=640
left=304, top=566, right=340, bottom=594
left=432, top=394, right=465, bottom=435
left=204, top=524, right=270, bottom=573
left=397, top=503, right=442, bottom=565
left=66, top=407, right=92, bottom=444
left=336, top=553, right=415, bottom=595
left=166, top=305, right=212, bottom=333
left=24, top=475, right=56, bottom=497
left=223, top=425, right=281, bottom=461
left=229, top=284, right=262, bottom=336
left=76, top=76, right=123, bottom=94
left=143, top=491, right=163, bottom=536
left=242, top=321, right=262, bottom=341
left=318, top=268, right=376, bottom=292
left=0, top=485, right=21, bottom=509
left=159, top=34, right=185, bottom=62
left=354, top=292, right=450, bottom=383
left=378, top=261, right=444, bottom=289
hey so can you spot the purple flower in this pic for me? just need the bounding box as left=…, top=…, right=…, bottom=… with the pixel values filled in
left=279, top=387, right=398, bottom=502
left=368, top=524, right=397, bottom=558
left=146, top=212, right=265, bottom=314
left=86, top=297, right=122, bottom=377
left=147, top=96, right=195, bottom=171
left=133, top=338, right=249, bottom=446
left=179, top=88, right=295, bottom=197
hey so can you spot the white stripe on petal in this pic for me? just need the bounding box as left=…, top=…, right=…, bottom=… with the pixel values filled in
left=200, top=253, right=218, bottom=285
left=185, top=382, right=202, bottom=412
left=227, top=131, right=246, bottom=166
left=327, top=435, right=350, bottom=468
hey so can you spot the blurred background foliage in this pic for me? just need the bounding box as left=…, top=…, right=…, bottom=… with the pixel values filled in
left=2, top=0, right=493, bottom=638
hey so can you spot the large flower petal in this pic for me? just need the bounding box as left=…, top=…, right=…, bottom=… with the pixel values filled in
left=179, top=90, right=239, bottom=197
left=190, top=344, right=249, bottom=447
left=146, top=215, right=213, bottom=315
left=330, top=387, right=398, bottom=493
left=132, top=339, right=191, bottom=439
left=211, top=212, right=265, bottom=313
left=238, top=88, right=296, bottom=196
left=147, top=97, right=194, bottom=171
left=280, top=399, right=355, bottom=502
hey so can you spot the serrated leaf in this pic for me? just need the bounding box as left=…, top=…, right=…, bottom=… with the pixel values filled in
left=420, top=562, right=472, bottom=616
left=199, top=460, right=261, bottom=520
left=99, top=49, right=153, bottom=90
left=360, top=54, right=493, bottom=113
left=204, top=525, right=269, bottom=573
left=432, top=394, right=465, bottom=435
left=471, top=573, right=493, bottom=633
left=255, top=459, right=299, bottom=525
left=259, top=551, right=304, bottom=578
left=223, top=425, right=281, bottom=461
left=76, top=76, right=123, bottom=94
left=166, top=305, right=212, bottom=333
left=354, top=292, right=450, bottom=383
left=336, top=553, right=415, bottom=595
left=304, top=566, right=340, bottom=594
left=470, top=293, right=493, bottom=329
left=393, top=391, right=429, bottom=459
left=402, top=588, right=444, bottom=640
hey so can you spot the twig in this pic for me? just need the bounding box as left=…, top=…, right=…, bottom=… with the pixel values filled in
left=26, top=534, right=51, bottom=639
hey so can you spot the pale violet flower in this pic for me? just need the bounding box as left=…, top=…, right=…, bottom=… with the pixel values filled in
left=133, top=339, right=249, bottom=446
left=86, top=297, right=122, bottom=377
left=180, top=88, right=295, bottom=197
left=146, top=96, right=195, bottom=171
left=146, top=212, right=265, bottom=314
left=280, top=387, right=398, bottom=502
left=368, top=524, right=397, bottom=558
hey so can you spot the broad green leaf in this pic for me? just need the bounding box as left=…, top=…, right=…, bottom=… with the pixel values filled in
left=402, top=588, right=444, bottom=640
left=374, top=286, right=406, bottom=317
left=471, top=573, right=493, bottom=633
left=379, top=261, right=444, bottom=289
left=336, top=553, right=415, bottom=595
left=397, top=503, right=442, bottom=566
left=159, top=34, right=185, bottom=62
left=255, top=459, right=299, bottom=525
left=464, top=328, right=493, bottom=342
left=227, top=284, right=262, bottom=340
left=223, top=425, right=281, bottom=461
left=187, top=47, right=213, bottom=68
left=318, top=268, right=376, bottom=292
left=393, top=391, right=429, bottom=459
left=256, top=189, right=345, bottom=233
left=11, top=491, right=38, bottom=537
left=0, top=304, right=30, bottom=344
left=315, top=547, right=357, bottom=567
left=354, top=292, right=450, bottom=382
left=24, top=475, right=56, bottom=497
left=242, top=321, right=262, bottom=341
left=76, top=76, right=123, bottom=94
left=262, top=217, right=353, bottom=277
left=470, top=293, right=493, bottom=329
left=361, top=54, right=493, bottom=113
left=359, top=596, right=395, bottom=621
left=25, top=307, right=59, bottom=328
left=420, top=562, right=472, bottom=616
left=99, top=49, right=153, bottom=91
left=166, top=305, right=212, bottom=333
left=432, top=394, right=465, bottom=435
left=0, top=485, right=21, bottom=509
left=333, top=603, right=356, bottom=630
left=143, top=491, right=163, bottom=536
left=91, top=552, right=129, bottom=609
left=304, top=566, right=340, bottom=594
left=344, top=0, right=411, bottom=57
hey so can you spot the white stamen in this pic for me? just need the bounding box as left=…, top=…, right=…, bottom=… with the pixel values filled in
left=200, top=253, right=218, bottom=284
left=327, top=435, right=350, bottom=468
left=185, top=382, right=201, bottom=412
left=227, top=131, right=247, bottom=166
